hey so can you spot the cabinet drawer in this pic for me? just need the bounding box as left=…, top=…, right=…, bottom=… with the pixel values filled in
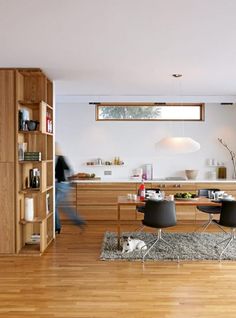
left=137, top=205, right=197, bottom=221
left=196, top=183, right=236, bottom=191
left=176, top=206, right=196, bottom=221
left=195, top=207, right=220, bottom=221
left=76, top=183, right=137, bottom=191
left=76, top=190, right=136, bottom=204
left=151, top=183, right=196, bottom=191
left=77, top=205, right=136, bottom=221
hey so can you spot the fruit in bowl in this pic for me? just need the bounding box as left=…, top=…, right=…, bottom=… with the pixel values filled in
left=174, top=192, right=197, bottom=199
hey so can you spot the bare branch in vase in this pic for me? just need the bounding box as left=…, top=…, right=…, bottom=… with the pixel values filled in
left=218, top=138, right=236, bottom=178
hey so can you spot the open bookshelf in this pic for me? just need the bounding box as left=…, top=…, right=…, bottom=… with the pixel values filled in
left=16, top=69, right=54, bottom=255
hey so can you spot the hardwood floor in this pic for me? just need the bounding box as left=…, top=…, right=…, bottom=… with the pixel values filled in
left=1, top=222, right=236, bottom=318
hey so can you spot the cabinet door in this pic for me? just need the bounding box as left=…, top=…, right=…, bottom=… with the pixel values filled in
left=0, top=163, right=15, bottom=253
left=0, top=70, right=15, bottom=162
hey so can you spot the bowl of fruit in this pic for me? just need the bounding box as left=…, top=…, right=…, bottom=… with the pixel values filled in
left=174, top=192, right=198, bottom=201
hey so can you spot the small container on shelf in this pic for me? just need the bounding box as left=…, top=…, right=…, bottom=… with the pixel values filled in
left=18, top=142, right=27, bottom=161
left=24, top=197, right=34, bottom=221
left=25, top=120, right=39, bottom=131
left=207, top=171, right=217, bottom=180
left=218, top=166, right=227, bottom=179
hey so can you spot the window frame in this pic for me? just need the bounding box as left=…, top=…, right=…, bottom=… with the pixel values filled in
left=95, top=103, right=205, bottom=121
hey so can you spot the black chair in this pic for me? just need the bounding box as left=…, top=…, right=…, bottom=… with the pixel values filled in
left=195, top=188, right=225, bottom=232
left=135, top=188, right=160, bottom=232
left=213, top=201, right=236, bottom=260
left=141, top=200, right=178, bottom=261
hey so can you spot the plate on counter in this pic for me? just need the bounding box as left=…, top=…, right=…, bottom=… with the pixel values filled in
left=175, top=197, right=198, bottom=201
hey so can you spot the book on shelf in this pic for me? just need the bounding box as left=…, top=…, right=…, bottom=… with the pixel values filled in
left=23, top=152, right=42, bottom=161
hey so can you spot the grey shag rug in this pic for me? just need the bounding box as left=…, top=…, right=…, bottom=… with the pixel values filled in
left=100, top=231, right=236, bottom=261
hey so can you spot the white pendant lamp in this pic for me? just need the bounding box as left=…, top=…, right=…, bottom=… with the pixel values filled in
left=157, top=137, right=200, bottom=154
left=157, top=74, right=201, bottom=154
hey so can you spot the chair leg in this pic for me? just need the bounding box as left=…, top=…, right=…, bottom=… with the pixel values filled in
left=218, top=228, right=236, bottom=260
left=142, top=238, right=159, bottom=260
left=142, top=229, right=179, bottom=262
left=216, top=236, right=231, bottom=246
left=214, top=222, right=228, bottom=233
left=201, top=219, right=212, bottom=232
left=195, top=214, right=227, bottom=233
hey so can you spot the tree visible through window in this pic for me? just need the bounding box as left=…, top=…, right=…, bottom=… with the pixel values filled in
left=96, top=103, right=204, bottom=121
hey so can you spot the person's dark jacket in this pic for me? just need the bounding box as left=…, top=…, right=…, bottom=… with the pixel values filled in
left=55, top=156, right=70, bottom=182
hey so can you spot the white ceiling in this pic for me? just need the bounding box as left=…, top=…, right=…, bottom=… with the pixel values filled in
left=1, top=0, right=236, bottom=100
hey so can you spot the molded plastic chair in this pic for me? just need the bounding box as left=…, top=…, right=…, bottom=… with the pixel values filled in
left=135, top=188, right=160, bottom=232
left=195, top=188, right=225, bottom=232
left=213, top=200, right=236, bottom=260
left=141, top=200, right=178, bottom=261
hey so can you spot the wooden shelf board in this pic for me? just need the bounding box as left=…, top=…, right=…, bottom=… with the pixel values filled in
left=19, top=188, right=40, bottom=194
left=46, top=212, right=54, bottom=219
left=18, top=101, right=40, bottom=109
left=18, top=160, right=52, bottom=164
left=40, top=186, right=53, bottom=194
left=20, top=186, right=53, bottom=195
left=20, top=218, right=43, bottom=224
left=46, top=104, right=53, bottom=110
left=18, top=130, right=40, bottom=134
left=20, top=212, right=53, bottom=225
left=19, top=160, right=42, bottom=164
left=18, top=130, right=53, bottom=136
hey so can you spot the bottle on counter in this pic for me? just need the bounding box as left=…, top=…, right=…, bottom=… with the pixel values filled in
left=138, top=180, right=146, bottom=201
left=218, top=166, right=227, bottom=179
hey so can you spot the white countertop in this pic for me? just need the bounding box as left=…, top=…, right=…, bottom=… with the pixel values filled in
left=72, top=178, right=236, bottom=184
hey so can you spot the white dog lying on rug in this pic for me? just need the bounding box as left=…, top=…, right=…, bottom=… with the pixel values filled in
left=122, top=236, right=147, bottom=253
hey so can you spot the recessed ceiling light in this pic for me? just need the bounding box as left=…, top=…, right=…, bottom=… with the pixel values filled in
left=172, top=74, right=182, bottom=78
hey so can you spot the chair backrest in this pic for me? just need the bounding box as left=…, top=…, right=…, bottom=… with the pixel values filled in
left=143, top=200, right=176, bottom=228
left=198, top=188, right=220, bottom=197
left=219, top=201, right=236, bottom=228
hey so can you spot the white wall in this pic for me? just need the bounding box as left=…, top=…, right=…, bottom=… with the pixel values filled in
left=55, top=103, right=236, bottom=180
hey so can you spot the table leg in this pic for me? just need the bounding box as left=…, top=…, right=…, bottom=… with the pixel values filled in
left=117, top=204, right=121, bottom=250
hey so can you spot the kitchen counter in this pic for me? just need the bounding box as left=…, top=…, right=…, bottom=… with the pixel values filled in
left=61, top=180, right=236, bottom=222
left=72, top=178, right=236, bottom=183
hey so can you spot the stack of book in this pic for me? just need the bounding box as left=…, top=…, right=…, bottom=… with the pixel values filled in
left=24, top=152, right=42, bottom=161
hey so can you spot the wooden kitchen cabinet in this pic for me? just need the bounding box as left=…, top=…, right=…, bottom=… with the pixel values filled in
left=76, top=183, right=137, bottom=220
left=71, top=181, right=236, bottom=223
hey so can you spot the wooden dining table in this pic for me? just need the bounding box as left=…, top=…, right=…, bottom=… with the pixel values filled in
left=116, top=196, right=222, bottom=249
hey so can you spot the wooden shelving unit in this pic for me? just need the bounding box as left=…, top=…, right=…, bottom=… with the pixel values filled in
left=16, top=69, right=54, bottom=255
left=0, top=68, right=54, bottom=255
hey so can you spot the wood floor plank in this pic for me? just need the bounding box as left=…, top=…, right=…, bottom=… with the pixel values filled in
left=1, top=222, right=236, bottom=317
